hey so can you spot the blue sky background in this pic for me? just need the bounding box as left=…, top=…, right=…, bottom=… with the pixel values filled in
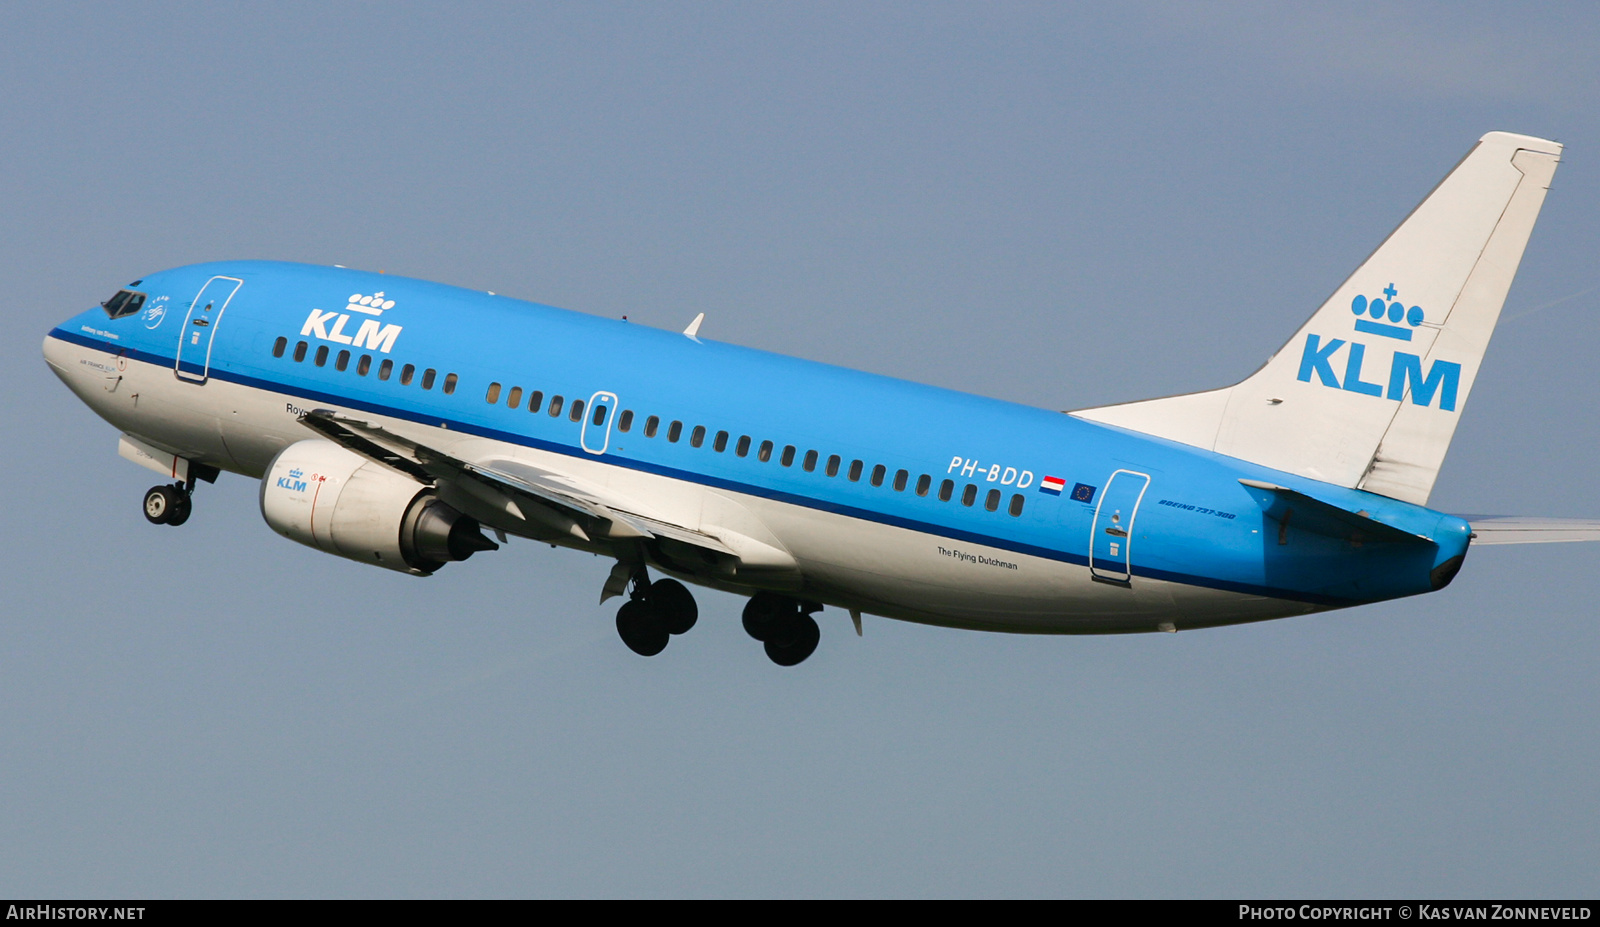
left=3, top=2, right=1598, bottom=897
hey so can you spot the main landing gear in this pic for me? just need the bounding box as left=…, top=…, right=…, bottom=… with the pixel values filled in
left=742, top=592, right=822, bottom=666
left=608, top=569, right=823, bottom=667
left=615, top=571, right=700, bottom=657
left=142, top=483, right=192, bottom=526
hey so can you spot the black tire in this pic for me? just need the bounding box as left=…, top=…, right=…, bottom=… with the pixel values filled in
left=166, top=490, right=192, bottom=527
left=616, top=600, right=669, bottom=657
left=764, top=614, right=820, bottom=666
left=649, top=578, right=698, bottom=635
left=142, top=485, right=178, bottom=525
left=741, top=591, right=791, bottom=642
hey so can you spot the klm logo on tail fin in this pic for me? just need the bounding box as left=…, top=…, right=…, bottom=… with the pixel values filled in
left=1296, top=285, right=1461, bottom=411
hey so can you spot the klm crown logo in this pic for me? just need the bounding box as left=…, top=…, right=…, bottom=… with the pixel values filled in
left=1297, top=282, right=1460, bottom=412
left=347, top=292, right=396, bottom=316
left=1351, top=284, right=1425, bottom=341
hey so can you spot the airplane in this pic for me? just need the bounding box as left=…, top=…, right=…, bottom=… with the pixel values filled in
left=42, top=131, right=1600, bottom=666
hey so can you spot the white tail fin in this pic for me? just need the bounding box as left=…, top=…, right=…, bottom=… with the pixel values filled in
left=1074, top=131, right=1561, bottom=505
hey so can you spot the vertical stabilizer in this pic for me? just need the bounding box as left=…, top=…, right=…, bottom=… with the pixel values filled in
left=1073, top=132, right=1561, bottom=505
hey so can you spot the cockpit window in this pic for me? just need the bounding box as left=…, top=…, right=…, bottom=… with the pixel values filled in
left=102, top=289, right=146, bottom=320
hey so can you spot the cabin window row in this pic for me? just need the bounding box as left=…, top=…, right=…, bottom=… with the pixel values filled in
left=607, top=409, right=1028, bottom=518
left=470, top=376, right=1027, bottom=519
left=483, top=381, right=613, bottom=426
left=273, top=337, right=458, bottom=394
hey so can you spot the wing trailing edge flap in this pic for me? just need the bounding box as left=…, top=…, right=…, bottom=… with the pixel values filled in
left=1459, top=516, right=1600, bottom=545
left=297, top=410, right=740, bottom=558
left=1238, top=479, right=1433, bottom=546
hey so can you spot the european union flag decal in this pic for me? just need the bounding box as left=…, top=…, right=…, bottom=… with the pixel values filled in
left=1070, top=483, right=1096, bottom=503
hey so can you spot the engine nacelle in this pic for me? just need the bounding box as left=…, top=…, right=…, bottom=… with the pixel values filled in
left=260, top=439, right=498, bottom=574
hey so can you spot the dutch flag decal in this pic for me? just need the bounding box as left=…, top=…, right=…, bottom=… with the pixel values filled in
left=1040, top=475, right=1066, bottom=495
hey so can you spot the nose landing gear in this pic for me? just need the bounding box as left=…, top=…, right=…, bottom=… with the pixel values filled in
left=142, top=483, right=192, bottom=526
left=742, top=592, right=822, bottom=666
left=139, top=462, right=216, bottom=527
left=614, top=570, right=700, bottom=657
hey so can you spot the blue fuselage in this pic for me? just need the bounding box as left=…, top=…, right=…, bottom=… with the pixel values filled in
left=46, top=261, right=1472, bottom=632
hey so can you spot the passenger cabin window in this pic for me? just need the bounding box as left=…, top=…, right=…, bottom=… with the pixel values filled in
left=618, top=410, right=633, bottom=432
left=272, top=337, right=287, bottom=358
left=1009, top=494, right=1025, bottom=517
left=803, top=450, right=818, bottom=472
left=101, top=289, right=146, bottom=320
left=379, top=359, right=393, bottom=380
left=690, top=426, right=706, bottom=448
left=486, top=382, right=502, bottom=404
left=826, top=455, right=841, bottom=477
left=528, top=390, right=543, bottom=413
left=443, top=373, right=457, bottom=395
left=569, top=399, right=585, bottom=422
left=421, top=368, right=436, bottom=390
left=358, top=355, right=372, bottom=376
left=592, top=404, right=607, bottom=427
left=314, top=345, right=329, bottom=367
left=962, top=484, right=978, bottom=507
left=507, top=386, right=523, bottom=407
left=713, top=431, right=728, bottom=452
left=938, top=479, right=954, bottom=502
left=847, top=459, right=863, bottom=482
left=916, top=474, right=931, bottom=497
left=549, top=395, right=564, bottom=417
left=400, top=364, right=415, bottom=386
left=668, top=421, right=683, bottom=442
left=985, top=489, right=1001, bottom=512
left=293, top=341, right=307, bottom=362
left=736, top=435, right=751, bottom=457
left=335, top=349, right=350, bottom=372
left=893, top=469, right=908, bottom=492
left=644, top=416, right=659, bottom=437
left=757, top=440, right=773, bottom=462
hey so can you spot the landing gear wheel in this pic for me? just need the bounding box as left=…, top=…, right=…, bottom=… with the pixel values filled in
left=166, top=490, right=193, bottom=526
left=143, top=485, right=181, bottom=525
left=764, top=614, right=820, bottom=666
left=616, top=600, right=670, bottom=657
left=648, top=578, right=698, bottom=635
left=742, top=591, right=790, bottom=642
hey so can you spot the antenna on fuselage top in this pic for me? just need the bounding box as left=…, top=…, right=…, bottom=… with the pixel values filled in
left=683, top=312, right=705, bottom=341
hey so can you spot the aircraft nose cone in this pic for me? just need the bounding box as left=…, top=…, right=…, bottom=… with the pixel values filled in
left=42, top=330, right=72, bottom=377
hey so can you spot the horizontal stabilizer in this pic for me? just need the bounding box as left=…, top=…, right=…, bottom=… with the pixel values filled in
left=1239, top=479, right=1431, bottom=545
left=1462, top=516, right=1600, bottom=545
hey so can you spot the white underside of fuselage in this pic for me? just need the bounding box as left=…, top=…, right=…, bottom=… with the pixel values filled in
left=45, top=336, right=1322, bottom=634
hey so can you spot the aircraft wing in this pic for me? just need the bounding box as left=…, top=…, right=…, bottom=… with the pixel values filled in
left=297, top=409, right=737, bottom=556
left=1461, top=516, right=1600, bottom=545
